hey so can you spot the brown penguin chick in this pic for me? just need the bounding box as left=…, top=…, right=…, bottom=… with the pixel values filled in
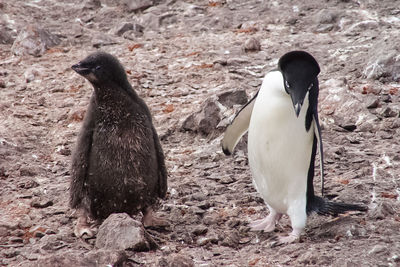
left=70, top=51, right=168, bottom=238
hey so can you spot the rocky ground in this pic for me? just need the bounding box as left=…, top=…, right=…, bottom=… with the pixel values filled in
left=1, top=0, right=400, bottom=266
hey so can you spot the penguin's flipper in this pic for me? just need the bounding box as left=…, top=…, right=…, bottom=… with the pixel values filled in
left=222, top=92, right=258, bottom=155
left=152, top=125, right=168, bottom=199
left=313, top=113, right=325, bottom=196
left=70, top=95, right=96, bottom=208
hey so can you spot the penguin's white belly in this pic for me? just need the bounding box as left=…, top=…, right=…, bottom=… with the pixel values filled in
left=248, top=76, right=313, bottom=214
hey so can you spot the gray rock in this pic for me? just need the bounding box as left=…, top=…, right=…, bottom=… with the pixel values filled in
left=158, top=253, right=195, bottom=267
left=114, top=22, right=144, bottom=38
left=345, top=20, right=379, bottom=36
left=363, top=38, right=400, bottom=82
left=368, top=244, right=387, bottom=255
left=18, top=250, right=128, bottom=267
left=192, top=225, right=208, bottom=236
left=220, top=230, right=240, bottom=248
left=124, top=0, right=154, bottom=12
left=315, top=9, right=339, bottom=24
left=368, top=201, right=395, bottom=220
left=95, top=213, right=155, bottom=251
left=0, top=13, right=16, bottom=44
left=92, top=33, right=117, bottom=48
left=139, top=12, right=161, bottom=31
left=365, top=96, right=379, bottom=109
left=218, top=90, right=248, bottom=108
left=243, top=37, right=261, bottom=52
left=11, top=26, right=61, bottom=57
left=181, top=98, right=222, bottom=135
left=0, top=27, right=14, bottom=44
left=83, top=0, right=101, bottom=10
left=380, top=106, right=398, bottom=118
left=30, top=197, right=53, bottom=209
left=114, top=22, right=134, bottom=36
left=40, top=235, right=67, bottom=251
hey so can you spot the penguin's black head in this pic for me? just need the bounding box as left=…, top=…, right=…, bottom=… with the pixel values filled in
left=278, top=51, right=320, bottom=117
left=72, top=51, right=128, bottom=87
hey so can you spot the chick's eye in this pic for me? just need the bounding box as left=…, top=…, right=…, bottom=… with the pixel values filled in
left=95, top=65, right=102, bottom=71
left=285, top=80, right=290, bottom=88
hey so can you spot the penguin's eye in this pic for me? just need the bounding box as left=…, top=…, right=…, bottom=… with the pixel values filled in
left=308, top=83, right=313, bottom=91
left=94, top=65, right=102, bottom=71
left=285, top=80, right=290, bottom=88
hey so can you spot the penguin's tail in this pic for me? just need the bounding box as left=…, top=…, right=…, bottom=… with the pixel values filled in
left=307, top=196, right=368, bottom=216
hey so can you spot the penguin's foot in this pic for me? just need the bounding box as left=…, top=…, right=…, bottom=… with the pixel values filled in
left=249, top=217, right=275, bottom=232
left=142, top=207, right=168, bottom=229
left=249, top=213, right=282, bottom=232
left=74, top=215, right=95, bottom=238
left=277, top=229, right=301, bottom=244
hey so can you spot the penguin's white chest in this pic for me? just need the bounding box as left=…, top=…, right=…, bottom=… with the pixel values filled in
left=248, top=71, right=314, bottom=214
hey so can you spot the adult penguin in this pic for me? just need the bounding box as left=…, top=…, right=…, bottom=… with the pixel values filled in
left=70, top=51, right=168, bottom=238
left=222, top=51, right=366, bottom=243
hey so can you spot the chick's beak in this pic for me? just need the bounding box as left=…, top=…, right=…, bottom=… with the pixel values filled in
left=71, top=63, right=90, bottom=76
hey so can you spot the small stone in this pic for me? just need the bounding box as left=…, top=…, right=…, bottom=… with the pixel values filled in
left=0, top=27, right=15, bottom=44
left=0, top=79, right=6, bottom=88
left=45, top=229, right=57, bottom=235
left=124, top=0, right=154, bottom=12
left=380, top=94, right=391, bottom=103
left=37, top=97, right=46, bottom=106
left=315, top=9, right=338, bottom=24
left=220, top=230, right=240, bottom=248
left=218, top=90, right=248, bottom=108
left=158, top=253, right=195, bottom=267
left=368, top=244, right=387, bottom=255
left=34, top=231, right=45, bottom=238
left=203, top=213, right=219, bottom=226
left=59, top=217, right=69, bottom=225
left=379, top=131, right=393, bottom=139
left=286, top=18, right=297, bottom=25
left=192, top=225, right=208, bottom=236
left=40, top=235, right=67, bottom=251
left=181, top=97, right=222, bottom=135
left=19, top=167, right=37, bottom=177
left=30, top=197, right=54, bottom=208
left=368, top=201, right=395, bottom=220
left=95, top=213, right=155, bottom=251
left=12, top=229, right=25, bottom=237
left=9, top=236, right=24, bottom=243
left=219, top=176, right=235, bottom=184
left=196, top=236, right=212, bottom=246
left=380, top=107, right=398, bottom=118
left=26, top=253, right=39, bottom=261
left=17, top=215, right=33, bottom=229
left=83, top=0, right=101, bottom=9
left=243, top=37, right=261, bottom=52
left=17, top=179, right=39, bottom=189
left=365, top=96, right=379, bottom=109
left=139, top=13, right=160, bottom=31
left=92, top=33, right=117, bottom=48
left=4, top=250, right=20, bottom=258
left=114, top=22, right=134, bottom=36
left=226, top=58, right=250, bottom=66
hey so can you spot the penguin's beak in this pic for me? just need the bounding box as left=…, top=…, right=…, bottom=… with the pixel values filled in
left=294, top=103, right=302, bottom=117
left=72, top=63, right=91, bottom=76
left=289, top=91, right=305, bottom=117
